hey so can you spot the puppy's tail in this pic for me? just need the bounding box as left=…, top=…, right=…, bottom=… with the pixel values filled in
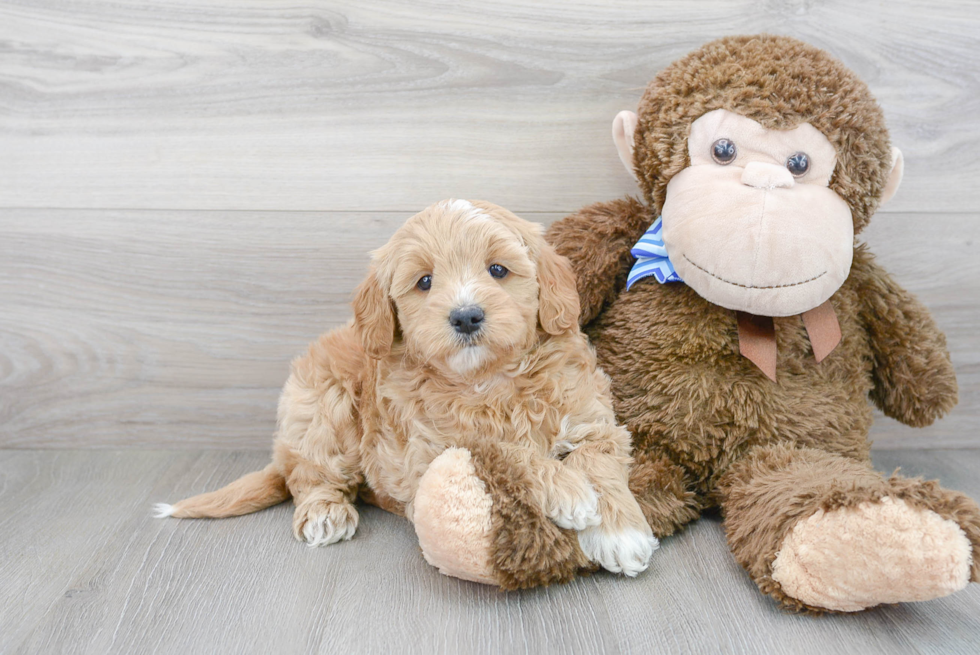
left=153, top=463, right=290, bottom=519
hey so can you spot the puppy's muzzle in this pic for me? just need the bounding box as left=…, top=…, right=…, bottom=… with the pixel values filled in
left=449, top=305, right=485, bottom=336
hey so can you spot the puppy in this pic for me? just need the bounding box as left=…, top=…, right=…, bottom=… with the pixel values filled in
left=155, top=200, right=657, bottom=576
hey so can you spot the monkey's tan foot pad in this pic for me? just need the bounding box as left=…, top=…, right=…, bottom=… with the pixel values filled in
left=414, top=447, right=497, bottom=585
left=772, top=497, right=972, bottom=612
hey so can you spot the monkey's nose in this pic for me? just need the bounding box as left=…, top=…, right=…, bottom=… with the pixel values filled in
left=450, top=306, right=485, bottom=335
left=741, top=162, right=795, bottom=190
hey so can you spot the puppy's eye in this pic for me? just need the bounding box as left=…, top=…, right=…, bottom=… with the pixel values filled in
left=711, top=138, right=737, bottom=165
left=488, top=264, right=508, bottom=279
left=416, top=275, right=432, bottom=291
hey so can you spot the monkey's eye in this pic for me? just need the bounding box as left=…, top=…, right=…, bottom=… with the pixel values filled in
left=417, top=275, right=432, bottom=291
left=786, top=152, right=810, bottom=177
left=488, top=264, right=508, bottom=279
left=711, top=138, right=737, bottom=165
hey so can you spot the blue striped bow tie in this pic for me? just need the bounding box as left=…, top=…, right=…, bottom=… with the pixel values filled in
left=627, top=216, right=683, bottom=290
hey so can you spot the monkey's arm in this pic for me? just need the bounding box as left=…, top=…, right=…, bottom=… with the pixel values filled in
left=852, top=245, right=958, bottom=427
left=546, top=198, right=653, bottom=326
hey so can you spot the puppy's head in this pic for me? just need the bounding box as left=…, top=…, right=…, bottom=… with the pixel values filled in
left=352, top=199, right=579, bottom=377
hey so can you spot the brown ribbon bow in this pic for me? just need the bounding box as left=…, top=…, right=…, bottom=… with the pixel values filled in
left=735, top=300, right=841, bottom=382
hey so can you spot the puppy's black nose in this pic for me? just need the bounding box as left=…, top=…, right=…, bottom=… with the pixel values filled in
left=450, top=306, right=485, bottom=335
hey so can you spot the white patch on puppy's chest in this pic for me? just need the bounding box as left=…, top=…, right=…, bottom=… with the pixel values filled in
left=449, top=345, right=488, bottom=374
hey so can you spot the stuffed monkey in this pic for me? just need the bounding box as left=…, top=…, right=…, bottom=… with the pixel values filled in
left=546, top=35, right=980, bottom=612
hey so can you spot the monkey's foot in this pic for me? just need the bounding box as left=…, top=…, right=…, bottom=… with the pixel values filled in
left=772, top=497, right=971, bottom=611
left=414, top=448, right=497, bottom=585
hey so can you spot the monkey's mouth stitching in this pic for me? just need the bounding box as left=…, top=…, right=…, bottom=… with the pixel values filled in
left=682, top=254, right=827, bottom=290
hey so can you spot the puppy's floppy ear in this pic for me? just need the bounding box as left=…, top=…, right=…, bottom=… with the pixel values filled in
left=536, top=243, right=580, bottom=335
left=468, top=200, right=581, bottom=334
left=352, top=267, right=395, bottom=359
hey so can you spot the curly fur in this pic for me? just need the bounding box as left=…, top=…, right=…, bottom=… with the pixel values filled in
left=632, top=34, right=892, bottom=233
left=159, top=199, right=651, bottom=588
left=468, top=442, right=597, bottom=589
left=548, top=35, right=978, bottom=612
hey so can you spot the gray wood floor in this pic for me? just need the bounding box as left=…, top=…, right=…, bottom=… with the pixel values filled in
left=1, top=449, right=978, bottom=655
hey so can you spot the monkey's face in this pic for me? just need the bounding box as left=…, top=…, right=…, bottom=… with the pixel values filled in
left=660, top=109, right=852, bottom=317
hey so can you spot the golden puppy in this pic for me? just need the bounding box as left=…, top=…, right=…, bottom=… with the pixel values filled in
left=155, top=200, right=656, bottom=576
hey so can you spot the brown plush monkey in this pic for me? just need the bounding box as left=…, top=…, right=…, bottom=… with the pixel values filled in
left=546, top=35, right=980, bottom=612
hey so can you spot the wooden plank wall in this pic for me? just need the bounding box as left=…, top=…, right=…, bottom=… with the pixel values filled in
left=1, top=0, right=978, bottom=449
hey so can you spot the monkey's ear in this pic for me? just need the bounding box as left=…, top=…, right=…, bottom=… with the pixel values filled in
left=613, top=110, right=639, bottom=181
left=880, top=146, right=904, bottom=206
left=352, top=267, right=395, bottom=359
left=537, top=243, right=581, bottom=335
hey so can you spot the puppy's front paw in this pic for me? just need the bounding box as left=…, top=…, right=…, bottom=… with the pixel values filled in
left=578, top=526, right=659, bottom=577
left=293, top=500, right=358, bottom=547
left=546, top=471, right=601, bottom=530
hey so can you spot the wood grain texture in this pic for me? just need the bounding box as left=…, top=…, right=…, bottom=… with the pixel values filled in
left=1, top=209, right=977, bottom=449
left=1, top=449, right=979, bottom=654
left=0, top=0, right=978, bottom=213
left=1, top=0, right=978, bottom=450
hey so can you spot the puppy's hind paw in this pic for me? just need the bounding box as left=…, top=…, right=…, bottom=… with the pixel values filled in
left=578, top=526, right=659, bottom=577
left=548, top=483, right=601, bottom=531
left=293, top=500, right=359, bottom=547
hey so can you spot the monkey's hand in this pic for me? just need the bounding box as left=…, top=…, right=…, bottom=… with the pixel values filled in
left=854, top=246, right=958, bottom=427
left=546, top=198, right=653, bottom=326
